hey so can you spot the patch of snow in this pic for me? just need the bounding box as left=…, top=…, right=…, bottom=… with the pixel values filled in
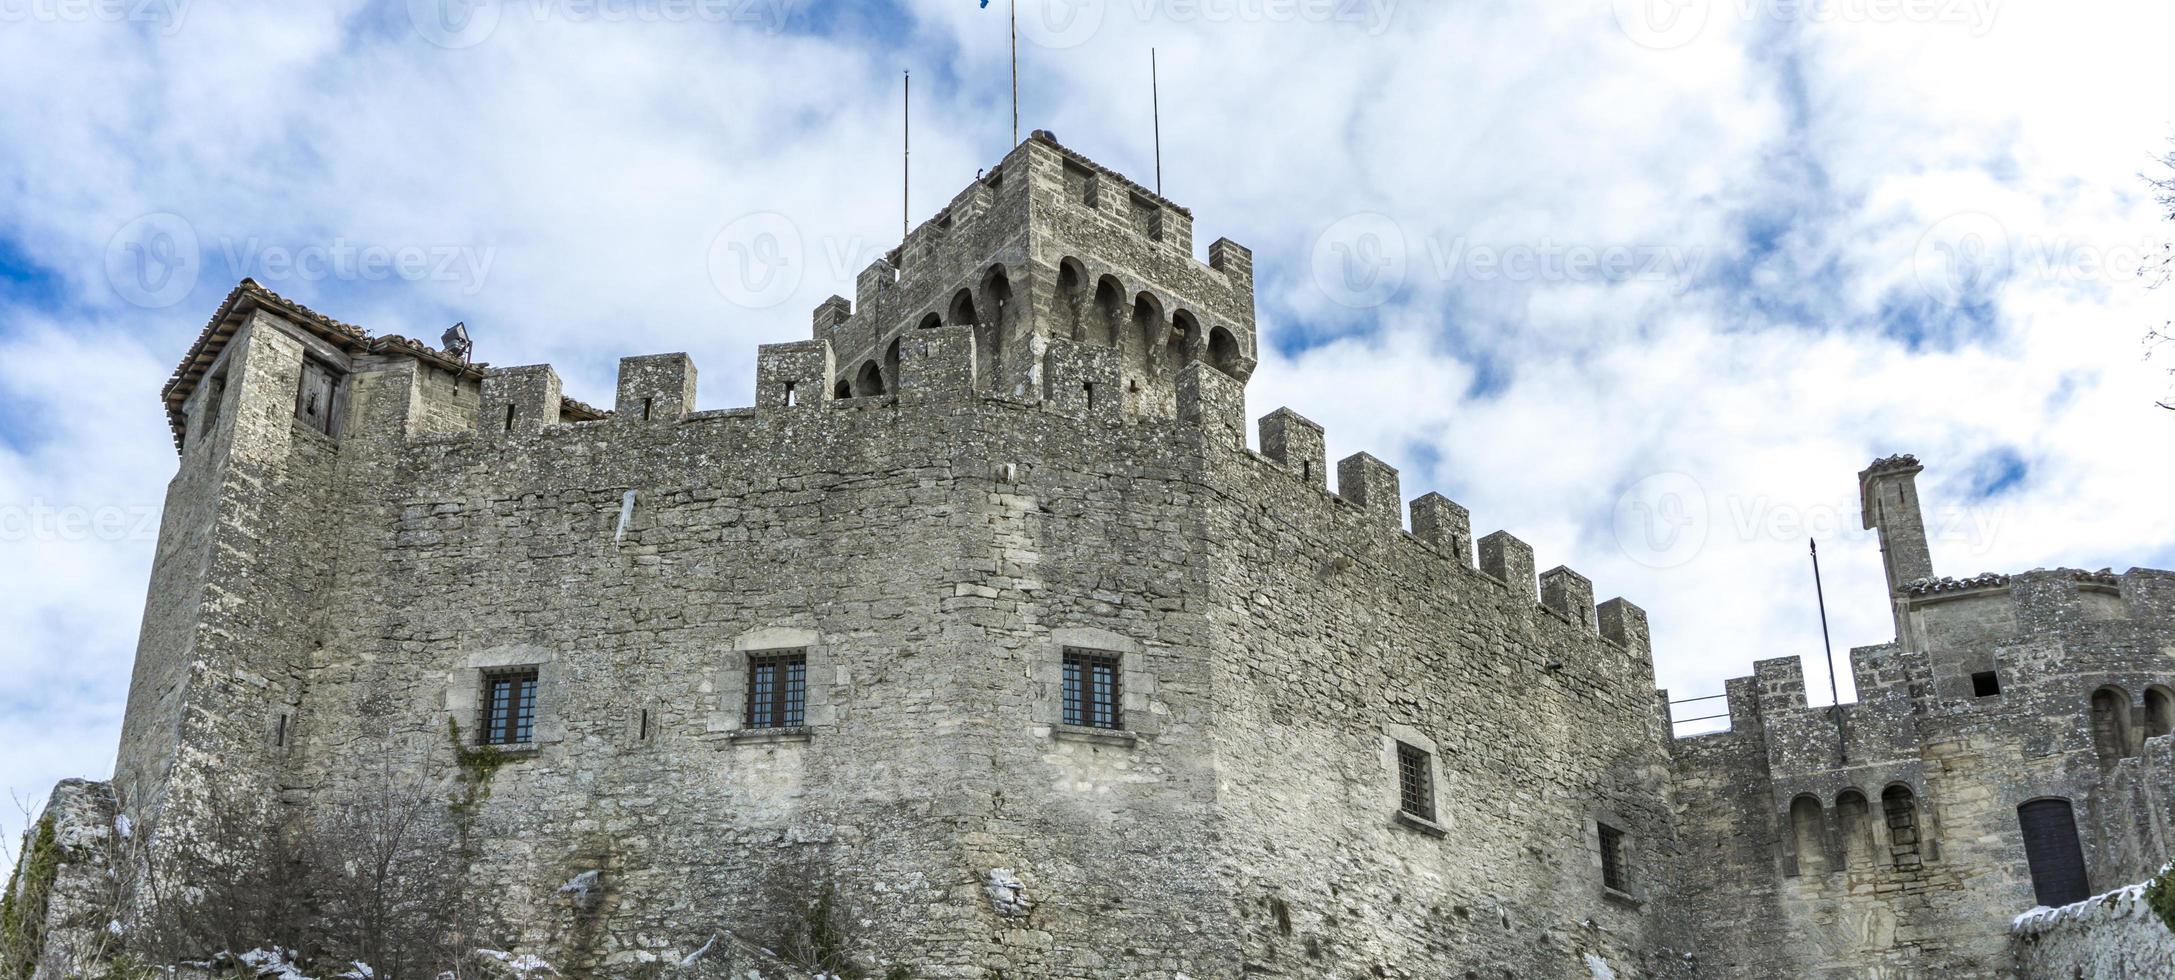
left=238, top=947, right=315, bottom=980
left=336, top=962, right=375, bottom=979
left=105, top=919, right=123, bottom=936
left=984, top=867, right=1032, bottom=918
left=676, top=933, right=718, bottom=968
left=2012, top=882, right=2152, bottom=937
left=113, top=814, right=132, bottom=839
left=557, top=869, right=602, bottom=909
left=1583, top=952, right=1617, bottom=980
left=475, top=948, right=560, bottom=977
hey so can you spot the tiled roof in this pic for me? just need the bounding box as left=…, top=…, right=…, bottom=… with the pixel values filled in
left=160, top=280, right=607, bottom=451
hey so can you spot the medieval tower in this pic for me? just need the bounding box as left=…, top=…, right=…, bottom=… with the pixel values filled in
left=8, top=133, right=2175, bottom=978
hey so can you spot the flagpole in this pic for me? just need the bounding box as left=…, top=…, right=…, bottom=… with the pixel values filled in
left=1811, top=537, right=1848, bottom=764
left=903, top=70, right=911, bottom=241
left=1151, top=48, right=1162, bottom=195
left=1010, top=0, right=1019, bottom=146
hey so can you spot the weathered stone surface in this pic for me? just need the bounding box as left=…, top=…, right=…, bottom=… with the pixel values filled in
left=29, top=133, right=2175, bottom=979
left=2012, top=882, right=2175, bottom=977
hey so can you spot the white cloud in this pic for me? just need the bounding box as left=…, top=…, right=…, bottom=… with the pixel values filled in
left=2, top=0, right=2174, bottom=873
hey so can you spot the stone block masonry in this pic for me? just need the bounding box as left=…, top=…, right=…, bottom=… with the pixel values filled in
left=19, top=132, right=2174, bottom=979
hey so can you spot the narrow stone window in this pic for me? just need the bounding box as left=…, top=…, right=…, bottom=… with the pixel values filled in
left=1837, top=790, right=1877, bottom=868
left=2090, top=686, right=2132, bottom=762
left=295, top=357, right=341, bottom=436
left=1061, top=649, right=1122, bottom=730
left=2018, top=798, right=2089, bottom=907
left=1598, top=823, right=1628, bottom=892
left=2146, top=686, right=2175, bottom=740
left=1882, top=785, right=1924, bottom=870
left=503, top=403, right=516, bottom=432
left=745, top=650, right=807, bottom=729
left=641, top=396, right=653, bottom=421
left=1971, top=670, right=2000, bottom=697
left=479, top=667, right=539, bottom=746
left=199, top=375, right=225, bottom=442
left=783, top=381, right=797, bottom=407
left=1395, top=742, right=1435, bottom=822
left=1789, top=794, right=1826, bottom=875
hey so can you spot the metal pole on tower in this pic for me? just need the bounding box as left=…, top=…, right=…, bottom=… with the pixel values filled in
left=1812, top=537, right=1850, bottom=764
left=903, top=70, right=911, bottom=241
left=1151, top=48, right=1162, bottom=195
left=1011, top=0, right=1020, bottom=146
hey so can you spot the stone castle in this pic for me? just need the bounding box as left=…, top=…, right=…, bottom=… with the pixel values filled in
left=8, top=132, right=2175, bottom=978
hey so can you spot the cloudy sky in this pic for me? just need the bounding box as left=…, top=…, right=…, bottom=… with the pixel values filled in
left=3, top=0, right=2172, bottom=861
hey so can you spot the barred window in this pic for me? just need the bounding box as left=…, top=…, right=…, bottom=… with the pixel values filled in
left=1396, top=742, right=1435, bottom=822
left=1062, top=649, right=1123, bottom=729
left=480, top=668, right=538, bottom=746
left=746, top=651, right=808, bottom=729
left=1599, top=823, right=1628, bottom=891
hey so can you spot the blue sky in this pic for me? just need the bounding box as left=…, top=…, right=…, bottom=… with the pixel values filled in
left=4, top=0, right=2175, bottom=866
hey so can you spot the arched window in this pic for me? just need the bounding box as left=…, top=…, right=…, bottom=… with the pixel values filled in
left=915, top=312, right=942, bottom=331
left=1207, top=325, right=1242, bottom=377
left=883, top=338, right=903, bottom=394
left=853, top=360, right=885, bottom=397
left=1789, top=795, right=1826, bottom=875
left=1882, top=785, right=1923, bottom=870
left=2018, top=798, right=2089, bottom=908
left=1162, top=309, right=1194, bottom=379
left=2090, top=686, right=2133, bottom=762
left=832, top=379, right=851, bottom=400
left=1836, top=790, right=1877, bottom=869
left=947, top=288, right=979, bottom=328
left=978, top=267, right=1012, bottom=390
left=2144, top=686, right=2175, bottom=742
left=1056, top=259, right=1088, bottom=341
left=1091, top=277, right=1125, bottom=347
left=1129, top=293, right=1163, bottom=376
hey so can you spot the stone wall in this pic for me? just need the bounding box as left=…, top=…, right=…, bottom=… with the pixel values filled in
left=1669, top=556, right=2175, bottom=976
left=101, top=266, right=1684, bottom=976
left=4, top=780, right=119, bottom=980
left=2011, top=883, right=2175, bottom=977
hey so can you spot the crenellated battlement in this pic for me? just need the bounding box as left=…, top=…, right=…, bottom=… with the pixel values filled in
left=806, top=132, right=1257, bottom=416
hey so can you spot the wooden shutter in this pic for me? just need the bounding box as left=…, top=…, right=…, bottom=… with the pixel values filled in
left=2018, top=799, right=2089, bottom=907
left=296, top=359, right=336, bottom=435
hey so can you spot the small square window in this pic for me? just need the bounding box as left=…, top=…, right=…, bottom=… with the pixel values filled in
left=746, top=651, right=808, bottom=729
left=1062, top=649, right=1123, bottom=730
left=1396, top=742, right=1435, bottom=822
left=1972, top=671, right=2001, bottom=698
left=1599, top=824, right=1628, bottom=892
left=479, top=668, right=539, bottom=746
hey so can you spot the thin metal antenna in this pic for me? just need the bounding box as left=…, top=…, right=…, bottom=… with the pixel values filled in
left=1811, top=537, right=1849, bottom=763
left=1010, top=0, right=1019, bottom=146
left=903, top=70, right=911, bottom=240
left=1151, top=48, right=1162, bottom=194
